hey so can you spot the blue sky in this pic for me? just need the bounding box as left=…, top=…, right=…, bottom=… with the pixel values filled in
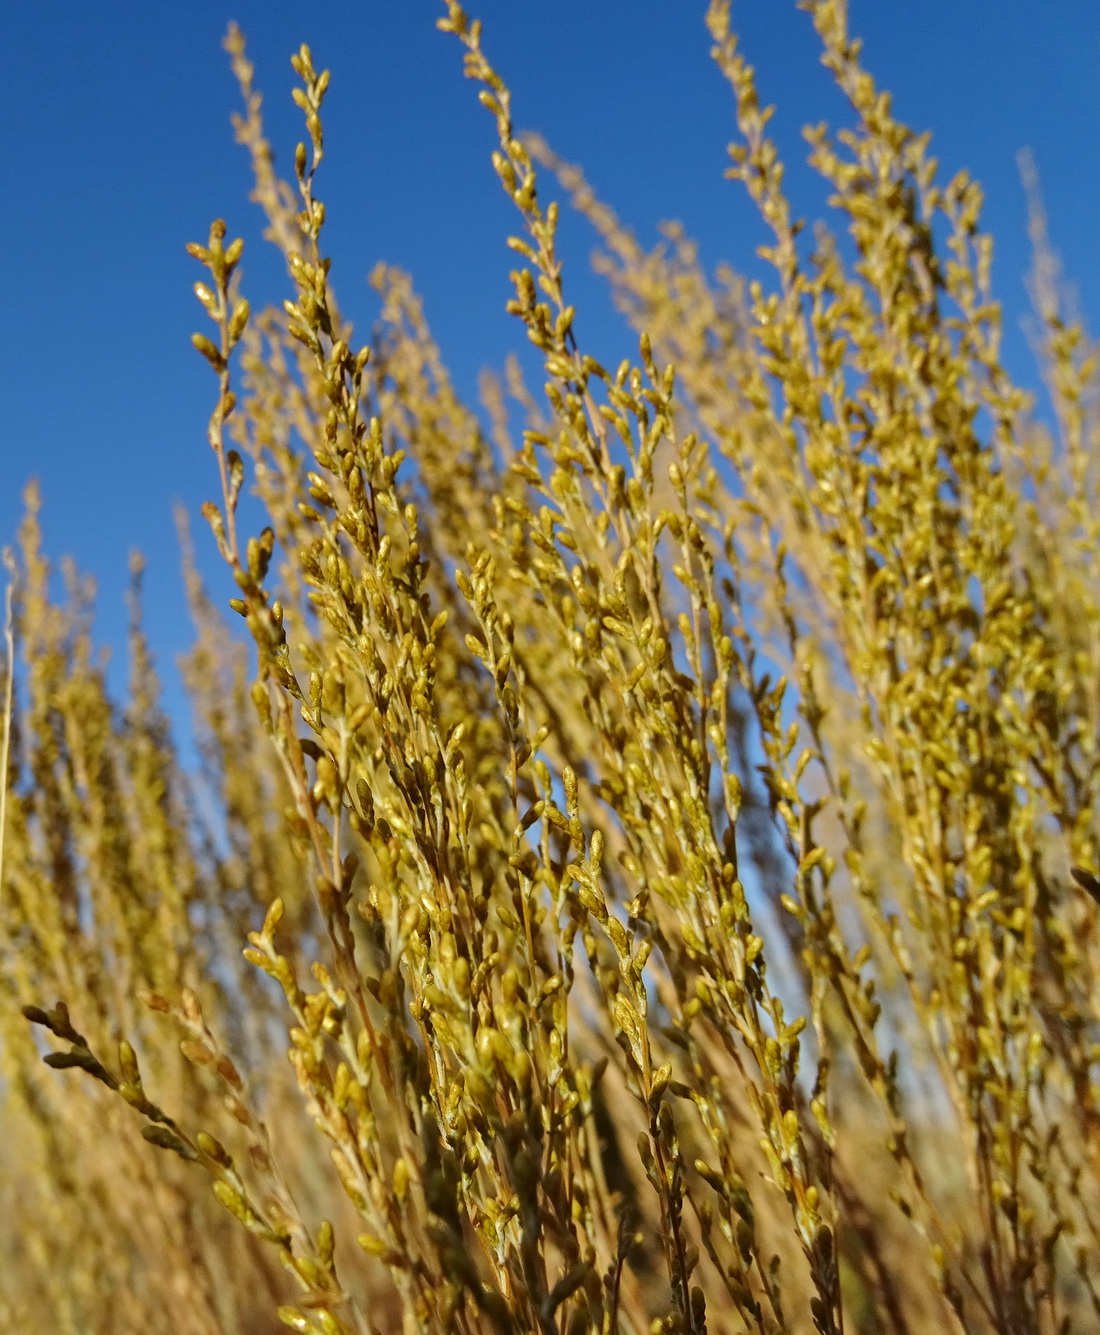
left=3, top=1, right=1099, bottom=723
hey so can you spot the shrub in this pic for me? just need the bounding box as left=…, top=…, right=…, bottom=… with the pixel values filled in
left=3, top=3, right=1099, bottom=1332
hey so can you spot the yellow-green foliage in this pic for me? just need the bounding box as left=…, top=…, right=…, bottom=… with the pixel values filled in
left=4, top=4, right=1100, bottom=1332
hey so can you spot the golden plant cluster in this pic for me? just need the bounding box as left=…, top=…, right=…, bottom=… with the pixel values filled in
left=3, top=3, right=1100, bottom=1332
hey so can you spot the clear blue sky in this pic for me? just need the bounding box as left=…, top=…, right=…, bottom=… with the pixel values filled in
left=3, top=1, right=1099, bottom=722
